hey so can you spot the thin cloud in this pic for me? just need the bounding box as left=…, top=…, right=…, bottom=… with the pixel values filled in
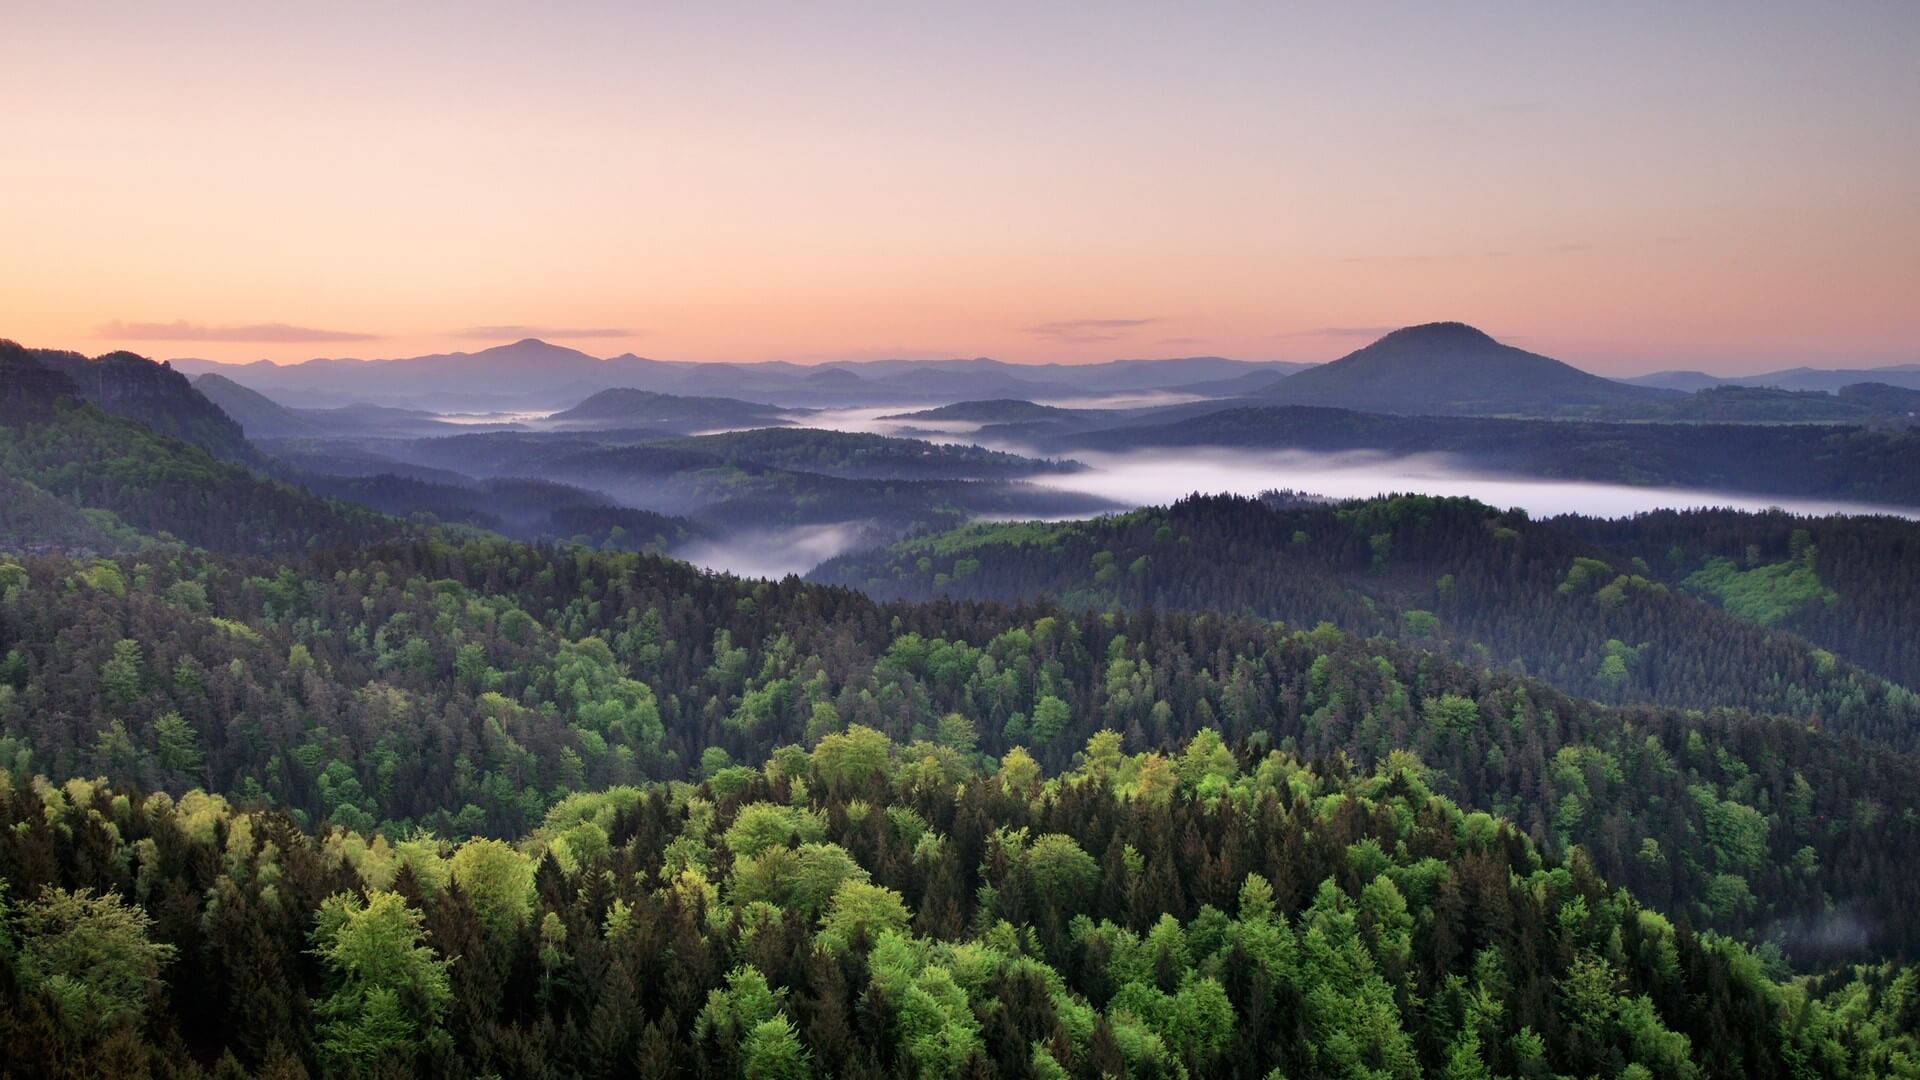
left=452, top=325, right=635, bottom=340
left=98, top=319, right=381, bottom=343
left=1024, top=317, right=1159, bottom=344
left=1156, top=336, right=1208, bottom=346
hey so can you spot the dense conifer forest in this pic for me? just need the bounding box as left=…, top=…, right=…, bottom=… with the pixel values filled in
left=815, top=494, right=1920, bottom=746
left=7, top=735, right=1920, bottom=1077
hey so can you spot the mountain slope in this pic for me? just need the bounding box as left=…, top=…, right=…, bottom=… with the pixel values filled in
left=295, top=472, right=707, bottom=551
left=883, top=398, right=1086, bottom=423
left=547, top=386, right=790, bottom=430
left=662, top=427, right=1084, bottom=479
left=191, top=371, right=324, bottom=438
left=0, top=342, right=81, bottom=418
left=1555, top=506, right=1920, bottom=690
left=0, top=357, right=407, bottom=553
left=21, top=343, right=254, bottom=459
left=1256, top=322, right=1673, bottom=415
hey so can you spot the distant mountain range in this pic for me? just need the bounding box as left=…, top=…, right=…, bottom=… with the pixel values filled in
left=170, top=339, right=1312, bottom=411
left=193, top=372, right=525, bottom=440
left=1623, top=363, right=1920, bottom=394
left=165, top=327, right=1919, bottom=417
left=894, top=325, right=1920, bottom=427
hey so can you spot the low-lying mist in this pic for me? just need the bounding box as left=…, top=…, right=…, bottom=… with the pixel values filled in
left=673, top=522, right=874, bottom=580
left=668, top=444, right=1919, bottom=579
left=786, top=405, right=989, bottom=442
left=1021, top=447, right=1920, bottom=520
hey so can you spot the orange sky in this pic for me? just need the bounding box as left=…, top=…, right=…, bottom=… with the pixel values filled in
left=4, top=4, right=1916, bottom=374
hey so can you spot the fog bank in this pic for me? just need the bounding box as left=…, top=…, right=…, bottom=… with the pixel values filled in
left=1025, top=447, right=1920, bottom=520
left=674, top=522, right=871, bottom=580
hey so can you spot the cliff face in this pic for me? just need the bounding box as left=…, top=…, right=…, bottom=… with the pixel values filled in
left=0, top=343, right=82, bottom=419
left=29, top=347, right=254, bottom=460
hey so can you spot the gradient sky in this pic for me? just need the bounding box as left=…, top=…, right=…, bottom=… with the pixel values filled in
left=4, top=3, right=1916, bottom=373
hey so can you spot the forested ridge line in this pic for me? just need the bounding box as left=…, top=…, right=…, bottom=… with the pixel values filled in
left=813, top=493, right=1920, bottom=747
left=3, top=733, right=1918, bottom=1077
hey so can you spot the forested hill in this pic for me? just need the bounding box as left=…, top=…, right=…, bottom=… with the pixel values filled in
left=662, top=427, right=1084, bottom=479
left=4, top=537, right=1920, bottom=971
left=5, top=733, right=1916, bottom=1077
left=813, top=494, right=1920, bottom=746
left=548, top=386, right=791, bottom=429
left=1553, top=507, right=1920, bottom=692
left=0, top=388, right=411, bottom=555
left=5, top=340, right=255, bottom=462
left=0, top=358, right=725, bottom=561
left=295, top=472, right=708, bottom=554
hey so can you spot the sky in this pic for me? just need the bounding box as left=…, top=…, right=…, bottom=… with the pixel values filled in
left=3, top=3, right=1916, bottom=374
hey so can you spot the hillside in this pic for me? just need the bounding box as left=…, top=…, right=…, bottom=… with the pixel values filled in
left=1646, top=383, right=1880, bottom=423
left=813, top=493, right=1920, bottom=745
left=0, top=472, right=153, bottom=555
left=882, top=398, right=1086, bottom=423
left=1254, top=322, right=1672, bottom=416
left=0, top=343, right=82, bottom=419
left=547, top=386, right=791, bottom=430
left=297, top=472, right=707, bottom=552
left=665, top=427, right=1084, bottom=479
left=1556, top=507, right=1920, bottom=691
left=11, top=342, right=254, bottom=460
left=191, top=371, right=324, bottom=438
left=0, top=378, right=409, bottom=554
left=1839, top=381, right=1920, bottom=415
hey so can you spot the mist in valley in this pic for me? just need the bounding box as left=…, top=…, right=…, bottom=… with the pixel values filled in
left=1016, top=446, right=1920, bottom=521
left=673, top=521, right=875, bottom=580
left=664, top=439, right=1918, bottom=580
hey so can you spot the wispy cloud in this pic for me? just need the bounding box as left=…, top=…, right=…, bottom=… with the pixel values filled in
left=98, top=319, right=381, bottom=343
left=452, top=325, right=635, bottom=341
left=1156, top=336, right=1207, bottom=346
left=1023, top=317, right=1159, bottom=344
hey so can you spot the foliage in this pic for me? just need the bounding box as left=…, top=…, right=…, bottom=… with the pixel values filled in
left=1, top=736, right=1913, bottom=1075
left=11, top=886, right=176, bottom=1035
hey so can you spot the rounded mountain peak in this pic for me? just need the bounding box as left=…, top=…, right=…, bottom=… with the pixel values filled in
left=1374, top=321, right=1497, bottom=346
